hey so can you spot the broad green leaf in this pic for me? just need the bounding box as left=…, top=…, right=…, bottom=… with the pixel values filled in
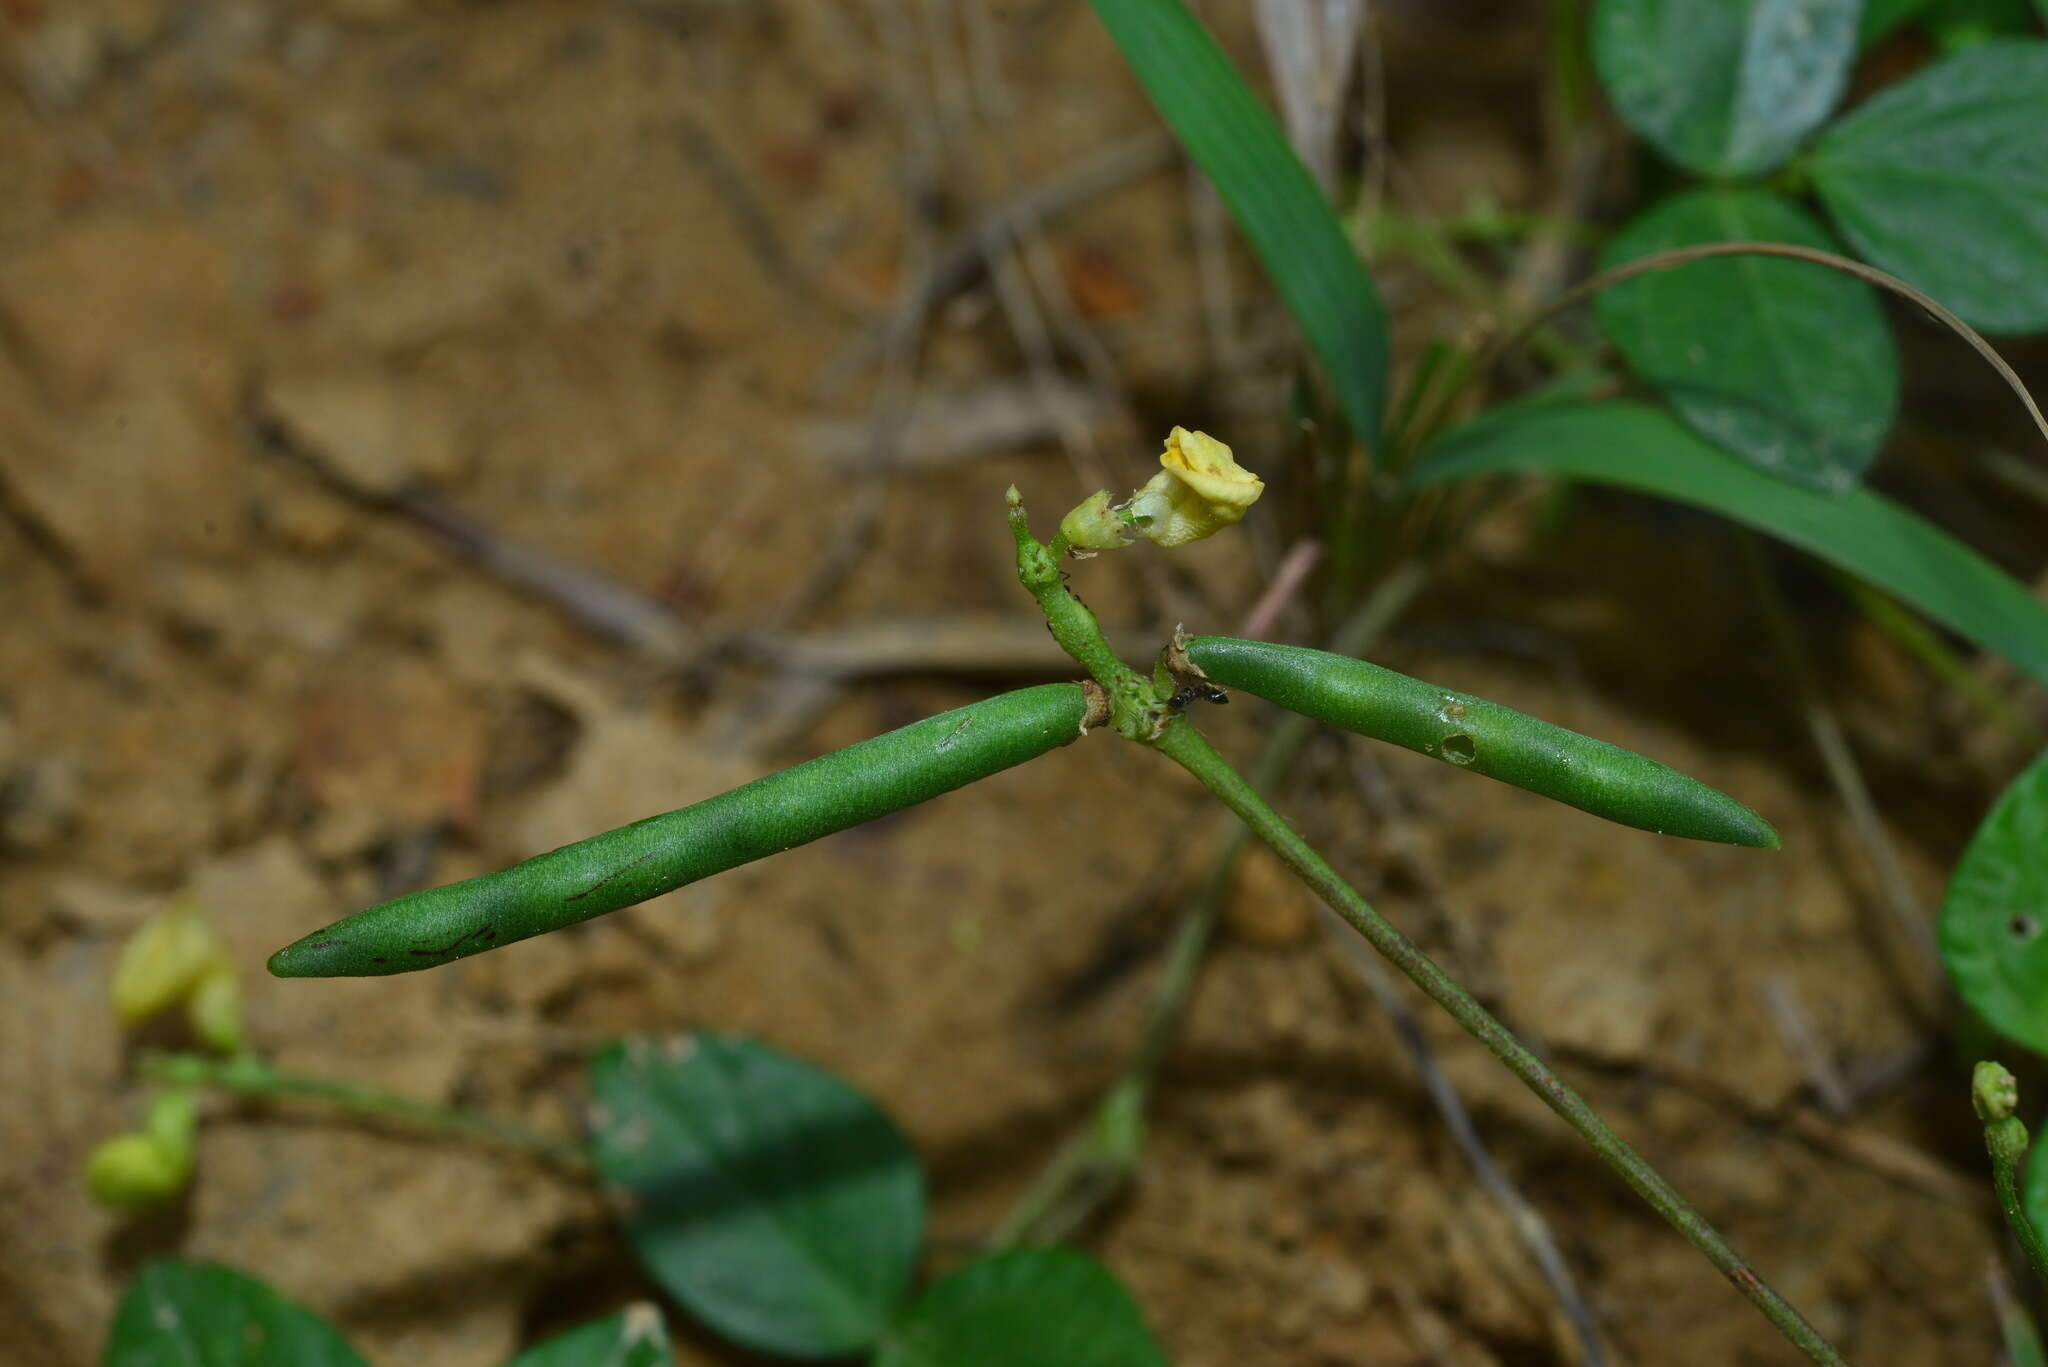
left=875, top=1249, right=1168, bottom=1367
left=587, top=1033, right=922, bottom=1359
left=1941, top=750, right=2048, bottom=1051
left=1812, top=40, right=2048, bottom=333
left=503, top=1308, right=672, bottom=1367
left=1086, top=0, right=1389, bottom=440
left=1590, top=0, right=1861, bottom=177
left=1596, top=188, right=1898, bottom=494
left=1406, top=399, right=2048, bottom=687
left=104, top=1261, right=364, bottom=1367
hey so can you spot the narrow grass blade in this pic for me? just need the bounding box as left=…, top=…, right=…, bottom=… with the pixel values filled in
left=1087, top=0, right=1389, bottom=440
left=1407, top=398, right=2048, bottom=687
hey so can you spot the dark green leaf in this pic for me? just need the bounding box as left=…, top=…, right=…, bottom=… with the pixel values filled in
left=876, top=1249, right=1168, bottom=1367
left=1086, top=0, right=1389, bottom=440
left=1590, top=0, right=1861, bottom=177
left=104, top=1261, right=364, bottom=1367
left=1596, top=188, right=1898, bottom=494
left=1918, top=0, right=2041, bottom=49
left=502, top=1308, right=672, bottom=1367
left=1811, top=39, right=2048, bottom=333
left=1861, top=0, right=1939, bottom=46
left=1406, top=399, right=2048, bottom=687
left=1941, top=750, right=2048, bottom=1051
left=588, top=1033, right=921, bottom=1359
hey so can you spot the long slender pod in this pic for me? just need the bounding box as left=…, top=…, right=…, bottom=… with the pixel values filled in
left=1181, top=636, right=1777, bottom=848
left=270, top=683, right=1094, bottom=977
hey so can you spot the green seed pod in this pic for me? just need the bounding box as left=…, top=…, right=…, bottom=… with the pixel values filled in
left=270, top=683, right=1094, bottom=978
left=1181, top=636, right=1778, bottom=848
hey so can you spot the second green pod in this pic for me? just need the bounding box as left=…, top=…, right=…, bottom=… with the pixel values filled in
left=1182, top=636, right=1778, bottom=849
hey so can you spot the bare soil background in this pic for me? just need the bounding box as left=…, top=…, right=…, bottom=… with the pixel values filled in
left=3, top=2, right=2046, bottom=1364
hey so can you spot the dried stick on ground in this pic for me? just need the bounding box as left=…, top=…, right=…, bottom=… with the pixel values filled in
left=770, top=0, right=946, bottom=633
left=1760, top=976, right=1855, bottom=1118
left=1334, top=748, right=1609, bottom=1366
left=810, top=129, right=1175, bottom=398
left=1737, top=533, right=1947, bottom=1019
left=1318, top=905, right=1612, bottom=1366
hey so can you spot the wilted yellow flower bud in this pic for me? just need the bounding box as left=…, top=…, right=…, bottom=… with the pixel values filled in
left=111, top=897, right=232, bottom=1031
left=185, top=967, right=246, bottom=1056
left=1057, top=490, right=1130, bottom=552
left=1125, top=428, right=1262, bottom=548
left=85, top=1090, right=197, bottom=1214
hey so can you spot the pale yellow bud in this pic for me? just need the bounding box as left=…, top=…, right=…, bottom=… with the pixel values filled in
left=1125, top=428, right=1262, bottom=548
left=1057, top=490, right=1130, bottom=551
left=111, top=897, right=231, bottom=1029
left=185, top=967, right=246, bottom=1056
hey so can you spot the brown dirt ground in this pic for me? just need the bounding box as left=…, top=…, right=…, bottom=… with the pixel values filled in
left=3, top=2, right=2047, bottom=1365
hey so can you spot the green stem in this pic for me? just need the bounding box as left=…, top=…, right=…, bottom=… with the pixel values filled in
left=138, top=1052, right=591, bottom=1173
left=1150, top=719, right=1849, bottom=1367
left=992, top=540, right=1426, bottom=1248
left=1976, top=1062, right=2048, bottom=1290
left=1991, top=1129, right=2048, bottom=1291
left=1003, top=496, right=1841, bottom=1362
left=1007, top=487, right=1156, bottom=737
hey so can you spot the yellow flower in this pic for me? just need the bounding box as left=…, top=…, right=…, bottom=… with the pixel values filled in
left=1125, top=428, right=1262, bottom=548
left=1057, top=490, right=1129, bottom=551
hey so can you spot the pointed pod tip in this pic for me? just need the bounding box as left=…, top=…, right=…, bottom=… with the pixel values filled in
left=266, top=933, right=346, bottom=978
left=1726, top=808, right=1781, bottom=851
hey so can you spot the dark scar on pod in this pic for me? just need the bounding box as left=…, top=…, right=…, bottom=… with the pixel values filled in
left=409, top=924, right=497, bottom=958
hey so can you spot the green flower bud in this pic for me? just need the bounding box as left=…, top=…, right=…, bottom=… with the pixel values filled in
left=1975, top=1060, right=2020, bottom=1125
left=1057, top=490, right=1130, bottom=551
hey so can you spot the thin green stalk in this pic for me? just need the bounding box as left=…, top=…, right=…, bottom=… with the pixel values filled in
left=1150, top=719, right=1848, bottom=1367
left=994, top=566, right=1427, bottom=1247
left=1974, top=1062, right=2048, bottom=1291
left=138, top=1052, right=591, bottom=1173
left=1007, top=493, right=1843, bottom=1363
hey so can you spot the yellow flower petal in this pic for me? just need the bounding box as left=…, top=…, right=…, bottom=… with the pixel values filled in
left=1128, top=428, right=1263, bottom=547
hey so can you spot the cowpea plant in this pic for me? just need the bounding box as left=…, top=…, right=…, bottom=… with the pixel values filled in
left=252, top=0, right=2048, bottom=1361
left=258, top=441, right=1849, bottom=1356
